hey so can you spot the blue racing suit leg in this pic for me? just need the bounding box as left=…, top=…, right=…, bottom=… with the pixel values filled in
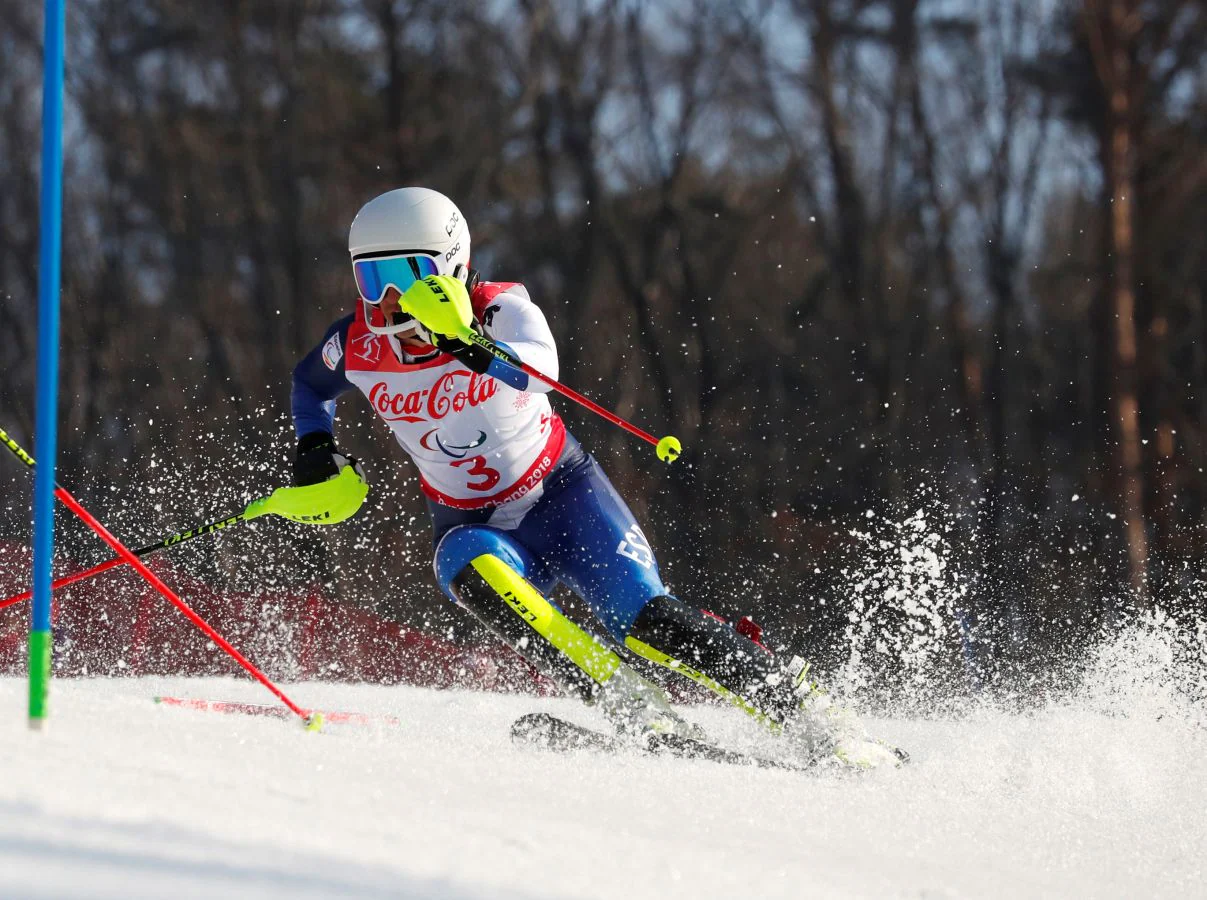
left=511, top=450, right=670, bottom=643
left=429, top=436, right=794, bottom=725
left=433, top=524, right=545, bottom=599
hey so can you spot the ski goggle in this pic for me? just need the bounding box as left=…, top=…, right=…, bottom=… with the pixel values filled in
left=352, top=252, right=441, bottom=304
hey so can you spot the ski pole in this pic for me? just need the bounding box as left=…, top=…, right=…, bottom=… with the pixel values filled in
left=0, top=511, right=245, bottom=612
left=458, top=330, right=683, bottom=463
left=0, top=425, right=322, bottom=729
left=0, top=465, right=369, bottom=613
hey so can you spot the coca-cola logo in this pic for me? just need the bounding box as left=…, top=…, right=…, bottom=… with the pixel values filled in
left=368, top=370, right=498, bottom=423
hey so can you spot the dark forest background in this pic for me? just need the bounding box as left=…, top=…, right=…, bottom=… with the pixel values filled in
left=2, top=0, right=1205, bottom=693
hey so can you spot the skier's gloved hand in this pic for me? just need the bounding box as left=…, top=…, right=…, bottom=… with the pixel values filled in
left=293, top=431, right=365, bottom=487
left=401, top=274, right=473, bottom=340
left=434, top=331, right=493, bottom=374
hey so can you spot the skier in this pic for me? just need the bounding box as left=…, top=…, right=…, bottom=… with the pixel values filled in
left=291, top=186, right=901, bottom=768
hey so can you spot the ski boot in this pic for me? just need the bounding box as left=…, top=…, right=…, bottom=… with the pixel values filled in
left=596, top=664, right=705, bottom=745
left=619, top=595, right=908, bottom=768
left=775, top=656, right=907, bottom=770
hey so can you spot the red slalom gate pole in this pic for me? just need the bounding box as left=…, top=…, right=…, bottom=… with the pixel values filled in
left=51, top=486, right=318, bottom=728
left=154, top=695, right=400, bottom=727
left=0, top=509, right=249, bottom=613
left=0, top=557, right=124, bottom=612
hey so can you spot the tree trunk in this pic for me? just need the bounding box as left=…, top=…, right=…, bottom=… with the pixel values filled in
left=1086, top=0, right=1149, bottom=599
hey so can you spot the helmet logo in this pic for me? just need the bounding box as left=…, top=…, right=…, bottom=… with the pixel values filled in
left=445, top=211, right=460, bottom=236
left=444, top=242, right=461, bottom=263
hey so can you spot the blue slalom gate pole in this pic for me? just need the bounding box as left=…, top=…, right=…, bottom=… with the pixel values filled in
left=30, top=0, right=66, bottom=727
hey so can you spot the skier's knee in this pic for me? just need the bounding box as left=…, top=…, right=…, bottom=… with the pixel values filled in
left=433, top=525, right=533, bottom=600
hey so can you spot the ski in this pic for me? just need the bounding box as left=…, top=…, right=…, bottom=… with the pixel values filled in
left=511, top=712, right=810, bottom=772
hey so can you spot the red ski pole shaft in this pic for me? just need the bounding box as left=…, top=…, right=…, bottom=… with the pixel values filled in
left=516, top=360, right=659, bottom=445
left=52, top=486, right=313, bottom=724
left=461, top=331, right=682, bottom=463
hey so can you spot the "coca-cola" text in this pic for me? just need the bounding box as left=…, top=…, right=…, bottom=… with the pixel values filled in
left=368, top=370, right=498, bottom=423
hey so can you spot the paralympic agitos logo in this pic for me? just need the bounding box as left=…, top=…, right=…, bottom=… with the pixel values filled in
left=368, top=370, right=498, bottom=423
left=419, top=427, right=488, bottom=459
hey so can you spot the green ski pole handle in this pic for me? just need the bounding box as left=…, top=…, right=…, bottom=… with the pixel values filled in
left=453, top=327, right=682, bottom=463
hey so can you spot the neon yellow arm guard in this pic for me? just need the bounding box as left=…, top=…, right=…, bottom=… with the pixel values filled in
left=245, top=466, right=369, bottom=525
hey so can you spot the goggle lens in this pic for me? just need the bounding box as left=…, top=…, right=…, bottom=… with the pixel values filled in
left=352, top=254, right=441, bottom=303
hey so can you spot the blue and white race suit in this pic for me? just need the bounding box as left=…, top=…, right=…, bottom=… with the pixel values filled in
left=292, top=280, right=669, bottom=639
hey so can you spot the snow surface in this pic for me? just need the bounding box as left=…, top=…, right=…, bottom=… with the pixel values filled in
left=1, top=674, right=1202, bottom=899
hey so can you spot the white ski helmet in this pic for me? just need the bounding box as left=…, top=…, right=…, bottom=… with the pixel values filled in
left=348, top=187, right=471, bottom=336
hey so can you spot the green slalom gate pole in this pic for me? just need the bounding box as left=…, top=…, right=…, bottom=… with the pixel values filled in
left=30, top=0, right=66, bottom=728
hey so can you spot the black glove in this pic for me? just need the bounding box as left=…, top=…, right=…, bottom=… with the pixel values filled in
left=434, top=331, right=494, bottom=375
left=293, top=431, right=364, bottom=487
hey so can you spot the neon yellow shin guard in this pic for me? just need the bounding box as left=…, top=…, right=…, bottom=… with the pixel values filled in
left=450, top=554, right=623, bottom=699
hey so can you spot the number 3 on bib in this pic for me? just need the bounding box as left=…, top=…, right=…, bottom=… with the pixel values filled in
left=452, top=455, right=501, bottom=492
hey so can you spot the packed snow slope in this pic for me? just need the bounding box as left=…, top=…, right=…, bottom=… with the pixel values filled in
left=0, top=673, right=1202, bottom=900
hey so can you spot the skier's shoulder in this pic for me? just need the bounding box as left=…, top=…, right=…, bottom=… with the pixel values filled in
left=311, top=310, right=356, bottom=370
left=471, top=279, right=534, bottom=321
left=294, top=311, right=354, bottom=371
left=293, top=310, right=356, bottom=397
left=296, top=309, right=354, bottom=349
